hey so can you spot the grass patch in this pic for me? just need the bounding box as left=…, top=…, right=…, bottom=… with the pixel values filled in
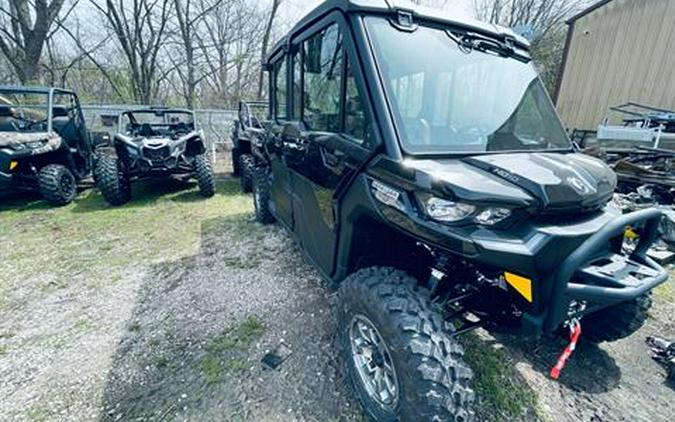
left=0, top=179, right=252, bottom=307
left=199, top=315, right=265, bottom=385
left=460, top=334, right=538, bottom=421
left=655, top=280, right=674, bottom=303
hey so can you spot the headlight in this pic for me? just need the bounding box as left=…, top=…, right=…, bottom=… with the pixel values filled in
left=11, top=143, right=26, bottom=151
left=474, top=207, right=511, bottom=226
left=424, top=197, right=475, bottom=222
left=26, top=140, right=48, bottom=149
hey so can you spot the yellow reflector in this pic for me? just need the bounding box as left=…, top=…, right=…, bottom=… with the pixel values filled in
left=624, top=226, right=639, bottom=240
left=9, top=161, right=18, bottom=170
left=504, top=272, right=533, bottom=302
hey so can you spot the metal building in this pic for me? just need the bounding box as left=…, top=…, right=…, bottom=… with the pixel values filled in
left=555, top=0, right=675, bottom=131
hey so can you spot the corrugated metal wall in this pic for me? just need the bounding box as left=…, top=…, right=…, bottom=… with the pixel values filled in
left=556, top=0, right=675, bottom=131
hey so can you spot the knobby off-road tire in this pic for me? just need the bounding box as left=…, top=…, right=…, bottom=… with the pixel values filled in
left=338, top=267, right=475, bottom=422
left=581, top=294, right=652, bottom=343
left=96, top=154, right=131, bottom=206
left=231, top=147, right=241, bottom=176
left=239, top=153, right=254, bottom=193
left=194, top=153, right=216, bottom=197
left=252, top=166, right=275, bottom=224
left=38, top=164, right=77, bottom=206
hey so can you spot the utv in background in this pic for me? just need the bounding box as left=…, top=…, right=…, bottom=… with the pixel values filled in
left=250, top=1, right=670, bottom=420
left=230, top=101, right=268, bottom=192
left=0, top=86, right=92, bottom=205
left=96, top=107, right=215, bottom=205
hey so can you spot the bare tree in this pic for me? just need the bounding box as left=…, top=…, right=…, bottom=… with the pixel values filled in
left=197, top=0, right=266, bottom=107
left=0, top=0, right=68, bottom=83
left=257, top=0, right=281, bottom=100
left=90, top=0, right=172, bottom=104
left=472, top=0, right=586, bottom=93
left=473, top=0, right=582, bottom=37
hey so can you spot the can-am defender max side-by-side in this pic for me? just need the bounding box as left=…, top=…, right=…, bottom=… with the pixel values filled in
left=250, top=1, right=670, bottom=420
left=96, top=107, right=215, bottom=205
left=231, top=100, right=268, bottom=192
left=0, top=86, right=93, bottom=206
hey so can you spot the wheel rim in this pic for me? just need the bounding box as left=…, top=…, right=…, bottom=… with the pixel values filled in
left=349, top=314, right=399, bottom=409
left=60, top=173, right=74, bottom=195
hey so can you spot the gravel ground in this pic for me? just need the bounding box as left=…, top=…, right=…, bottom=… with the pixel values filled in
left=1, top=176, right=674, bottom=422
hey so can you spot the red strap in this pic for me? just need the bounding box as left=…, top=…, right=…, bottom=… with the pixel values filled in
left=550, top=319, right=582, bottom=380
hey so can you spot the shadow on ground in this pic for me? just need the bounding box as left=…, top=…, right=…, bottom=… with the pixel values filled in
left=98, top=213, right=362, bottom=421
left=495, top=333, right=622, bottom=394
left=0, top=170, right=233, bottom=214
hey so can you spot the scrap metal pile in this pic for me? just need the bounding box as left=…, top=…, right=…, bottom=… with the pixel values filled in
left=584, top=103, right=675, bottom=260
left=646, top=336, right=675, bottom=384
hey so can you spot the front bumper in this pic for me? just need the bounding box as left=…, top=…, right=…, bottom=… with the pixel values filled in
left=547, top=208, right=667, bottom=331
left=378, top=199, right=669, bottom=334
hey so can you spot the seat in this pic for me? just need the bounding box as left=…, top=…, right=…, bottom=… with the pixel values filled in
left=138, top=123, right=155, bottom=137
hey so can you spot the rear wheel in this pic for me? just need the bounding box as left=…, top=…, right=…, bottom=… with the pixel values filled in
left=339, top=267, right=475, bottom=422
left=239, top=153, right=254, bottom=193
left=39, top=164, right=77, bottom=206
left=96, top=154, right=131, bottom=206
left=231, top=147, right=241, bottom=176
left=252, top=166, right=275, bottom=224
left=581, top=294, right=652, bottom=343
left=194, top=153, right=215, bottom=197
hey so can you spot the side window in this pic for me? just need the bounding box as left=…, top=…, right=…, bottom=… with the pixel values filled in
left=292, top=50, right=302, bottom=120
left=303, top=24, right=343, bottom=132
left=344, top=55, right=372, bottom=144
left=513, top=90, right=546, bottom=141
left=274, top=58, right=288, bottom=121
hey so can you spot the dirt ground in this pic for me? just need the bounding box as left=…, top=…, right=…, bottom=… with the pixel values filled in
left=1, top=169, right=673, bottom=422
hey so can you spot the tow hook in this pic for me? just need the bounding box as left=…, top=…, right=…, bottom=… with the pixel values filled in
left=550, top=318, right=582, bottom=380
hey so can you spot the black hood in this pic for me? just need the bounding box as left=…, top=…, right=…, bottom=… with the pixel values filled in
left=401, top=152, right=616, bottom=214
left=462, top=153, right=616, bottom=213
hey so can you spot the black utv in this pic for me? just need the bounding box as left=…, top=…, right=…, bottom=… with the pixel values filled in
left=230, top=101, right=268, bottom=192
left=0, top=86, right=93, bottom=205
left=96, top=107, right=215, bottom=205
left=250, top=1, right=671, bottom=420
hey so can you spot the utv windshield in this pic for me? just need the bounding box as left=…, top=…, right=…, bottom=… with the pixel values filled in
left=365, top=18, right=571, bottom=154
left=0, top=91, right=49, bottom=133
left=120, top=110, right=195, bottom=136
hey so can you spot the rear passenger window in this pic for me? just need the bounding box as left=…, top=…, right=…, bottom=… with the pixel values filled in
left=344, top=56, right=371, bottom=144
left=274, top=58, right=288, bottom=121
left=303, top=24, right=343, bottom=132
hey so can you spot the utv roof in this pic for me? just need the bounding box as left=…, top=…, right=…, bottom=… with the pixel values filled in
left=267, top=0, right=529, bottom=62
left=121, top=107, right=194, bottom=114
left=0, top=85, right=77, bottom=96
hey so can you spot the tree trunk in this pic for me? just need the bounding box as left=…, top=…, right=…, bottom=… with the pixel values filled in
left=257, top=0, right=281, bottom=100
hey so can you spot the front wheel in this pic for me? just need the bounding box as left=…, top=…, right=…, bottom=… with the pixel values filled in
left=38, top=164, right=77, bottom=206
left=96, top=154, right=131, bottom=206
left=194, top=153, right=216, bottom=197
left=339, top=267, right=475, bottom=422
left=252, top=166, right=275, bottom=224
left=239, top=153, right=254, bottom=193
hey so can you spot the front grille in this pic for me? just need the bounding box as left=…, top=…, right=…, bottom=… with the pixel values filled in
left=143, top=146, right=170, bottom=161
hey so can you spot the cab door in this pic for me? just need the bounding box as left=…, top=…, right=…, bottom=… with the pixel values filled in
left=286, top=16, right=378, bottom=277
left=267, top=54, right=294, bottom=229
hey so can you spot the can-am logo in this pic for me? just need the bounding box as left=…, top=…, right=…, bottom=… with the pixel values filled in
left=491, top=168, right=520, bottom=183
left=567, top=176, right=593, bottom=194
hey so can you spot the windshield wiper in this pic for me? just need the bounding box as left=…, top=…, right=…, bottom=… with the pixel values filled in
left=445, top=31, right=531, bottom=63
